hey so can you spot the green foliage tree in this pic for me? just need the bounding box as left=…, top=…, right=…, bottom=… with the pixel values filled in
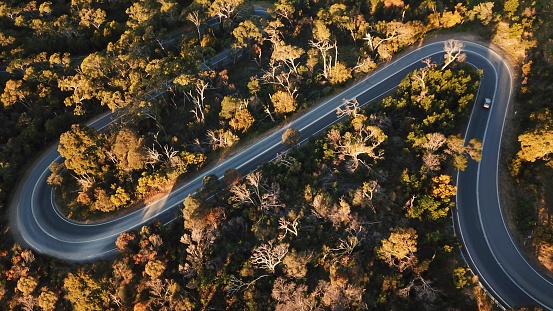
left=112, top=128, right=146, bottom=172
left=46, top=162, right=64, bottom=188
left=182, top=194, right=206, bottom=231
left=431, top=174, right=456, bottom=201
left=268, top=0, right=297, bottom=24
left=408, top=195, right=449, bottom=221
left=63, top=271, right=109, bottom=311
left=230, top=108, right=255, bottom=133
left=222, top=168, right=242, bottom=189
left=145, top=259, right=166, bottom=279
left=328, top=61, right=351, bottom=85
left=209, top=0, right=245, bottom=26
left=503, top=0, right=520, bottom=18
left=271, top=90, right=297, bottom=115
left=282, top=249, right=309, bottom=279
left=58, top=124, right=106, bottom=178
left=92, top=187, right=117, bottom=212
left=1, top=79, right=30, bottom=108
left=220, top=96, right=243, bottom=119
left=376, top=227, right=418, bottom=272
left=517, top=130, right=553, bottom=166
left=233, top=20, right=262, bottom=48
left=453, top=267, right=468, bottom=289
left=110, top=186, right=131, bottom=209
left=468, top=2, right=495, bottom=25
left=37, top=290, right=58, bottom=311
left=440, top=7, right=464, bottom=28
left=16, top=275, right=38, bottom=296
left=79, top=8, right=107, bottom=30
left=271, top=43, right=305, bottom=75
left=310, top=19, right=336, bottom=79
left=126, top=0, right=159, bottom=29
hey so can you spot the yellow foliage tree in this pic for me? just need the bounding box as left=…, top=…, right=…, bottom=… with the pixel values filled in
left=17, top=275, right=38, bottom=296
left=145, top=259, right=166, bottom=279
left=431, top=174, right=457, bottom=201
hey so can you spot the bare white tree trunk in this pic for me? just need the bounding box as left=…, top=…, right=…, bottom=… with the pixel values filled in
left=363, top=32, right=398, bottom=53
left=264, top=106, right=276, bottom=122
left=186, top=11, right=202, bottom=43
left=187, top=80, right=210, bottom=123
left=309, top=39, right=337, bottom=79
left=250, top=241, right=289, bottom=273
left=336, top=98, right=360, bottom=118
left=278, top=217, right=299, bottom=239
left=225, top=274, right=269, bottom=295
left=442, top=39, right=466, bottom=70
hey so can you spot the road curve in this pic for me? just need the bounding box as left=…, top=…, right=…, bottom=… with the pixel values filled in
left=9, top=39, right=553, bottom=309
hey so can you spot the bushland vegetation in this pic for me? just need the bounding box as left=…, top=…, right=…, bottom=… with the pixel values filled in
left=0, top=0, right=549, bottom=310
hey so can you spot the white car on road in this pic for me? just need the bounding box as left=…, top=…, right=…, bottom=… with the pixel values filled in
left=483, top=97, right=492, bottom=109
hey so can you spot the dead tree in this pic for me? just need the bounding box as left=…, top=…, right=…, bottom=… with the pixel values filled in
left=336, top=98, right=360, bottom=118
left=74, top=174, right=94, bottom=192
left=187, top=79, right=210, bottom=123
left=17, top=295, right=37, bottom=311
left=278, top=217, right=299, bottom=239
left=186, top=11, right=202, bottom=42
left=146, top=278, right=176, bottom=311
left=355, top=180, right=379, bottom=214
left=420, top=132, right=447, bottom=152
left=326, top=125, right=386, bottom=172
left=442, top=39, right=466, bottom=70
left=262, top=61, right=298, bottom=97
left=206, top=129, right=238, bottom=149
left=404, top=195, right=417, bottom=213
left=230, top=171, right=285, bottom=212
left=422, top=152, right=444, bottom=172
left=229, top=182, right=255, bottom=206
left=398, top=275, right=439, bottom=302
left=180, top=227, right=217, bottom=267
left=261, top=182, right=286, bottom=212
left=415, top=132, right=447, bottom=172
left=363, top=32, right=398, bottom=53
left=145, top=145, right=162, bottom=169
left=264, top=105, right=276, bottom=122
left=275, top=151, right=298, bottom=168
left=309, top=38, right=338, bottom=79
left=329, top=226, right=364, bottom=258
left=250, top=241, right=289, bottom=273
left=225, top=274, right=270, bottom=295
left=272, top=278, right=319, bottom=310
left=411, top=58, right=437, bottom=102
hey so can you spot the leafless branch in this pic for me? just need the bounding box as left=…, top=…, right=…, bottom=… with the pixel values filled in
left=336, top=98, right=360, bottom=118
left=250, top=241, right=289, bottom=273
left=275, top=151, right=298, bottom=168
left=186, top=80, right=210, bottom=123
left=278, top=217, right=299, bottom=240
left=442, top=39, right=466, bottom=70
left=225, top=274, right=270, bottom=295
left=74, top=174, right=95, bottom=192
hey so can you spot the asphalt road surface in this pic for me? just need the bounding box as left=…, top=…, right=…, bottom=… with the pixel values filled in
left=9, top=39, right=553, bottom=309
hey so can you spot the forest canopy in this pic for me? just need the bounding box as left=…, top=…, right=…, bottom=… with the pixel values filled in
left=0, top=0, right=550, bottom=310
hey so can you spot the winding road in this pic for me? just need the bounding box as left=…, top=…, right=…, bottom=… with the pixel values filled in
left=9, top=39, right=553, bottom=309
